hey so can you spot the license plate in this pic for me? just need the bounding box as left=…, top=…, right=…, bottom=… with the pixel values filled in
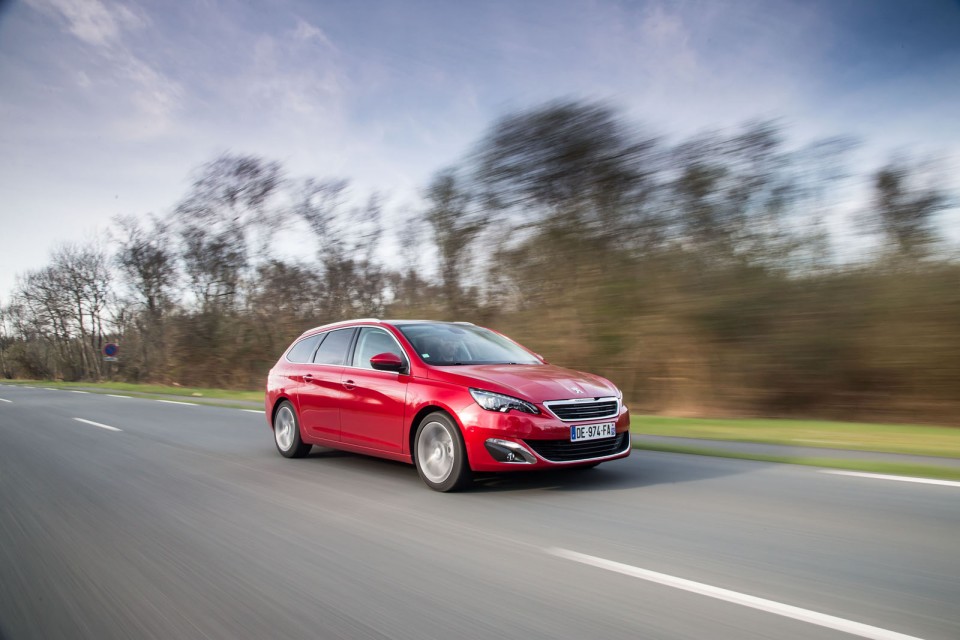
left=570, top=422, right=617, bottom=442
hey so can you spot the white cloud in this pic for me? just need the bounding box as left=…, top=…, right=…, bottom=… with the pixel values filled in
left=241, top=20, right=346, bottom=118
left=26, top=0, right=181, bottom=136
left=637, top=3, right=699, bottom=78
left=118, top=55, right=184, bottom=136
left=292, top=17, right=338, bottom=52
left=26, top=0, right=146, bottom=47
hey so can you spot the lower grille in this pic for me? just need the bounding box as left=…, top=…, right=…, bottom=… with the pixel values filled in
left=524, top=432, right=630, bottom=462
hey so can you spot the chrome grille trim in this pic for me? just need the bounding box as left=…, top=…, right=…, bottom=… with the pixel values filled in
left=543, top=396, right=620, bottom=422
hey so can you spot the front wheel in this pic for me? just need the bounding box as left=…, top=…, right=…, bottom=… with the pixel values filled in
left=414, top=412, right=472, bottom=492
left=273, top=401, right=312, bottom=458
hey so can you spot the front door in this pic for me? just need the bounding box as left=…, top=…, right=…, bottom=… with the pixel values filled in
left=339, top=327, right=409, bottom=453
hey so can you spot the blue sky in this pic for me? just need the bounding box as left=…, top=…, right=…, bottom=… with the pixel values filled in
left=1, top=0, right=959, bottom=296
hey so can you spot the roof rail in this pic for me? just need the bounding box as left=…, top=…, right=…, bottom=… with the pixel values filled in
left=301, top=318, right=381, bottom=336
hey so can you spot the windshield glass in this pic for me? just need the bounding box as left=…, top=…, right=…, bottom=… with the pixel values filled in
left=397, top=323, right=541, bottom=366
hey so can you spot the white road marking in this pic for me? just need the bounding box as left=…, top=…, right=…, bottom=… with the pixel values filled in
left=43, top=387, right=57, bottom=391
left=73, top=418, right=122, bottom=432
left=242, top=409, right=264, bottom=414
left=547, top=548, right=924, bottom=640
left=0, top=398, right=11, bottom=403
left=821, top=470, right=960, bottom=488
left=69, top=390, right=90, bottom=394
left=107, top=394, right=132, bottom=399
left=154, top=399, right=197, bottom=406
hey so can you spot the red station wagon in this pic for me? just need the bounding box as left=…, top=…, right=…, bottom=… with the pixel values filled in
left=266, top=319, right=631, bottom=491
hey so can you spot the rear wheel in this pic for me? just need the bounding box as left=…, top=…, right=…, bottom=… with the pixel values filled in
left=273, top=401, right=311, bottom=458
left=414, top=412, right=472, bottom=492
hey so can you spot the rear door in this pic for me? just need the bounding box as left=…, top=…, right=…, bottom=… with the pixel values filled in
left=339, top=327, right=410, bottom=453
left=276, top=332, right=323, bottom=418
left=297, top=327, right=356, bottom=442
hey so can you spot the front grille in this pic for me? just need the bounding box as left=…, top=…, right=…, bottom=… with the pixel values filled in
left=545, top=399, right=619, bottom=421
left=524, top=432, right=630, bottom=462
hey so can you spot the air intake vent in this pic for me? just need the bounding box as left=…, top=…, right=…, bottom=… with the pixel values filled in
left=524, top=432, right=630, bottom=462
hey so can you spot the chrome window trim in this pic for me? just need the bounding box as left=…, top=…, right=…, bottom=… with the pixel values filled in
left=543, top=396, right=620, bottom=422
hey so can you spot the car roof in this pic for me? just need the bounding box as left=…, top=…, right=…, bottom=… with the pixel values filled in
left=297, top=319, right=475, bottom=339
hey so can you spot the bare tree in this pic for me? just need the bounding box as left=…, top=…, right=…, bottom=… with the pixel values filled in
left=471, top=100, right=659, bottom=311
left=0, top=296, right=10, bottom=379
left=113, top=214, right=179, bottom=379
left=6, top=242, right=111, bottom=380
left=422, top=169, right=485, bottom=316
left=474, top=100, right=652, bottom=217
left=295, top=177, right=350, bottom=260
left=870, top=160, right=949, bottom=256
left=349, top=194, right=387, bottom=316
left=294, top=179, right=386, bottom=318
left=51, top=243, right=112, bottom=379
left=114, top=214, right=178, bottom=316
left=175, top=154, right=286, bottom=311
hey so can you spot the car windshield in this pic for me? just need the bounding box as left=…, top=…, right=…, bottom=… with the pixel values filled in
left=397, top=323, right=541, bottom=366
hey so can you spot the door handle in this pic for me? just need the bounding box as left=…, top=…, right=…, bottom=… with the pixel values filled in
left=303, top=373, right=314, bottom=382
left=342, top=379, right=356, bottom=390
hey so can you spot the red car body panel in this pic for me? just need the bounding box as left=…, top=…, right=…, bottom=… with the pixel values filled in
left=297, top=362, right=345, bottom=441
left=265, top=320, right=631, bottom=474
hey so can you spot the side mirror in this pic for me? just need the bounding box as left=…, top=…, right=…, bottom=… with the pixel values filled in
left=370, top=352, right=406, bottom=373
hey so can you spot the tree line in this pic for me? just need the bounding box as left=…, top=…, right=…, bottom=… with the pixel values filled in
left=2, top=100, right=957, bottom=424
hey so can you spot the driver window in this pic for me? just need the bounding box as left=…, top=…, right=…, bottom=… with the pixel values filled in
left=352, top=327, right=404, bottom=369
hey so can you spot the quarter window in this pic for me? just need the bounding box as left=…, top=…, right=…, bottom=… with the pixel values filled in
left=286, top=334, right=322, bottom=363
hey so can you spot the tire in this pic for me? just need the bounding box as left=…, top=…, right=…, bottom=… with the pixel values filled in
left=413, top=411, right=472, bottom=492
left=273, top=400, right=311, bottom=458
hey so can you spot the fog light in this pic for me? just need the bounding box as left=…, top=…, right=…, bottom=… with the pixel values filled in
left=485, top=438, right=536, bottom=464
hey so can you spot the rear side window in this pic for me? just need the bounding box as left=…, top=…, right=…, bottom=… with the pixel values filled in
left=313, top=328, right=355, bottom=365
left=286, top=334, right=322, bottom=363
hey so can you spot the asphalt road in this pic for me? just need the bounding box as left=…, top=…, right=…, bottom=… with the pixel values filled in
left=1, top=384, right=957, bottom=640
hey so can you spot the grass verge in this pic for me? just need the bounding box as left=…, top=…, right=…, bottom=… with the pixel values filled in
left=633, top=441, right=960, bottom=482
left=2, top=379, right=263, bottom=405
left=635, top=415, right=960, bottom=459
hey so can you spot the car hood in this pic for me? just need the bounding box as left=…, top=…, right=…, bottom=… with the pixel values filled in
left=428, top=363, right=617, bottom=403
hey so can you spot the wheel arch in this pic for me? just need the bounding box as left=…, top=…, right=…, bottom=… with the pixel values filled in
left=408, top=404, right=463, bottom=460
left=270, top=395, right=295, bottom=429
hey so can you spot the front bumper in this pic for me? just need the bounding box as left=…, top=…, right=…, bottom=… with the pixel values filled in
left=461, top=403, right=631, bottom=472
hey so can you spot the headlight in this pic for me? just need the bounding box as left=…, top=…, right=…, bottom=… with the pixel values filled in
left=469, top=388, right=540, bottom=415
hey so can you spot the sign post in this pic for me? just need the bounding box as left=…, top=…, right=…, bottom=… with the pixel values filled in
left=102, top=343, right=119, bottom=381
left=102, top=343, right=119, bottom=362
